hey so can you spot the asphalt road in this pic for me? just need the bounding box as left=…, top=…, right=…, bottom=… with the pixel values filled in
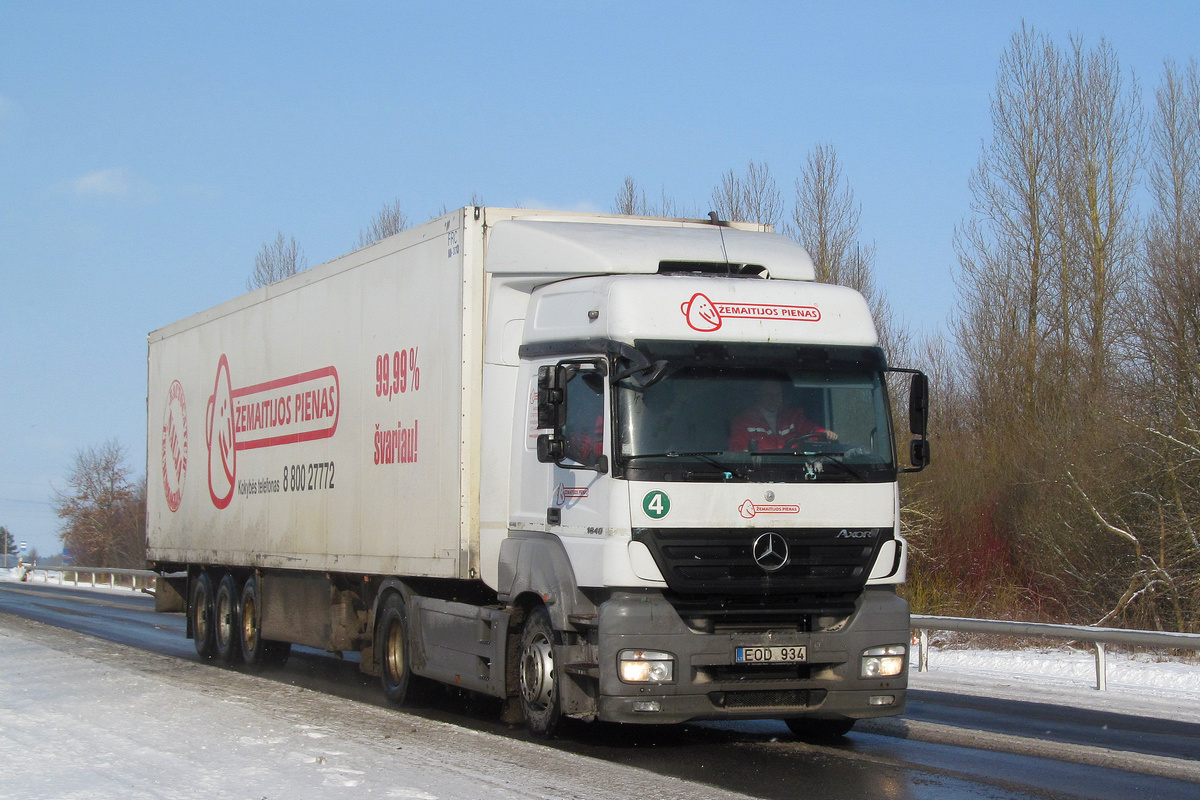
left=3, top=579, right=1198, bottom=800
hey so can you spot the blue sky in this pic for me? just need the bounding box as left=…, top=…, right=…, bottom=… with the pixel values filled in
left=3, top=1, right=1199, bottom=557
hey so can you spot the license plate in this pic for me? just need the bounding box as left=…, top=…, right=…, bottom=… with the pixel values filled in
left=735, top=645, right=807, bottom=664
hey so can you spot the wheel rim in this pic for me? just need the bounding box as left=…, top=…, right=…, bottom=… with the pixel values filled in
left=384, top=617, right=405, bottom=686
left=520, top=631, right=554, bottom=709
left=194, top=592, right=210, bottom=642
left=242, top=594, right=258, bottom=653
left=216, top=588, right=233, bottom=649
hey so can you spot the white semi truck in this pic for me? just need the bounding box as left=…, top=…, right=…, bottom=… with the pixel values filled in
left=147, top=207, right=929, bottom=738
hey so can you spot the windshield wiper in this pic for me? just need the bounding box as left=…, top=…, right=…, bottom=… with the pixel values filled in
left=799, top=451, right=868, bottom=481
left=750, top=448, right=871, bottom=481
left=624, top=451, right=746, bottom=480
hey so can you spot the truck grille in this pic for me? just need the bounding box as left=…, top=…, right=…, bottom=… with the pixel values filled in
left=632, top=527, right=889, bottom=597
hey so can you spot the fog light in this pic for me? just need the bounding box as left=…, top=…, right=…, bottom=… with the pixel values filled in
left=869, top=695, right=895, bottom=706
left=861, top=645, right=906, bottom=678
left=632, top=700, right=662, bottom=713
left=618, top=649, right=675, bottom=683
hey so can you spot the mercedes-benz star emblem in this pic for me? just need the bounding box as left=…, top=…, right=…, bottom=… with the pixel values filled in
left=752, top=532, right=789, bottom=572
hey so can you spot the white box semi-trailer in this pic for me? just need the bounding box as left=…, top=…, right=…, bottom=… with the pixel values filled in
left=148, top=207, right=929, bottom=738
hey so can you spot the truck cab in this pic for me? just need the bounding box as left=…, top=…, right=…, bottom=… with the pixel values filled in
left=482, top=216, right=928, bottom=735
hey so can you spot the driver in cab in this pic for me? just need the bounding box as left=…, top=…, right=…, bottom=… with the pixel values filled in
left=728, top=380, right=837, bottom=452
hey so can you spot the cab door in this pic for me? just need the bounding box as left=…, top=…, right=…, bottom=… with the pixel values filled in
left=510, top=358, right=612, bottom=585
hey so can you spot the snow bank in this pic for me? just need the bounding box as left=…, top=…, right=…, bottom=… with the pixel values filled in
left=911, top=646, right=1200, bottom=724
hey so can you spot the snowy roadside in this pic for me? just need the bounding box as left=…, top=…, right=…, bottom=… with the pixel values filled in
left=909, top=646, right=1200, bottom=725
left=0, top=613, right=757, bottom=800
left=0, top=565, right=150, bottom=596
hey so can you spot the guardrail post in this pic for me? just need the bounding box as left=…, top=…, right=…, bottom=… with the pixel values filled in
left=919, top=629, right=929, bottom=672
left=1095, top=642, right=1107, bottom=691
left=109, top=572, right=115, bottom=589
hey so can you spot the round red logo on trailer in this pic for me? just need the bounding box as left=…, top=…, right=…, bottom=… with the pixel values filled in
left=161, top=380, right=188, bottom=513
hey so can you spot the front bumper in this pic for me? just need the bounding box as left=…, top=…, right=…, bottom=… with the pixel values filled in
left=592, top=587, right=909, bottom=725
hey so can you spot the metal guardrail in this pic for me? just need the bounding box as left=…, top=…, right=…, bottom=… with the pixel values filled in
left=17, top=565, right=157, bottom=593
left=911, top=614, right=1200, bottom=691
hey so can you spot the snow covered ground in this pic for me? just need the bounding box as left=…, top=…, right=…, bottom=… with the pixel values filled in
left=910, top=642, right=1200, bottom=725
left=0, top=613, right=759, bottom=800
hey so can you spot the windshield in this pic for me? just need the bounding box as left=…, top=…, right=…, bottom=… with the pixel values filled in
left=615, top=343, right=896, bottom=482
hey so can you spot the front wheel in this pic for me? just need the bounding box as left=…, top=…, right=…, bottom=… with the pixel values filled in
left=518, top=605, right=561, bottom=738
left=785, top=717, right=855, bottom=741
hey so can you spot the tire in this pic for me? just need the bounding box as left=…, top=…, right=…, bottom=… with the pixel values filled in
left=214, top=573, right=241, bottom=665
left=239, top=576, right=292, bottom=668
left=378, top=594, right=415, bottom=705
left=518, top=605, right=561, bottom=738
left=785, top=717, right=855, bottom=741
left=238, top=575, right=266, bottom=666
left=190, top=572, right=216, bottom=660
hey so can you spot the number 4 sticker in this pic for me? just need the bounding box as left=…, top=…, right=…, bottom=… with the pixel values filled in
left=642, top=490, right=671, bottom=519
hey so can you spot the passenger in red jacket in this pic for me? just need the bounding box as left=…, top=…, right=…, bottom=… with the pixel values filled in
left=728, top=381, right=837, bottom=452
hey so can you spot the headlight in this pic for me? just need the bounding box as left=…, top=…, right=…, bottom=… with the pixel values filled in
left=618, top=649, right=675, bottom=683
left=861, top=644, right=906, bottom=678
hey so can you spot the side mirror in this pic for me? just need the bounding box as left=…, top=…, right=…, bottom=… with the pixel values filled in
left=908, top=373, right=929, bottom=437
left=537, top=365, right=568, bottom=430
left=537, top=433, right=565, bottom=463
left=910, top=439, right=930, bottom=470
left=534, top=360, right=608, bottom=472
left=906, top=372, right=930, bottom=471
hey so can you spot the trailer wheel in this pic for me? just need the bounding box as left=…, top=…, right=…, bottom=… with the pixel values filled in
left=190, top=572, right=216, bottom=660
left=238, top=575, right=264, bottom=665
left=239, top=575, right=292, bottom=668
left=518, top=605, right=561, bottom=737
left=378, top=594, right=415, bottom=704
left=214, top=573, right=241, bottom=665
left=785, top=717, right=855, bottom=741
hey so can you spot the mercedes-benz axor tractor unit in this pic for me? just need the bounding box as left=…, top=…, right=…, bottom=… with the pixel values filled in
left=147, top=207, right=929, bottom=738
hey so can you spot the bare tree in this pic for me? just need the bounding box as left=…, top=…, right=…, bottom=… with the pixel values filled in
left=791, top=144, right=908, bottom=362
left=741, top=161, right=784, bottom=228
left=711, top=161, right=782, bottom=227
left=710, top=168, right=745, bottom=223
left=1, top=525, right=16, bottom=566
left=954, top=23, right=1064, bottom=420
left=356, top=199, right=409, bottom=249
left=52, top=440, right=145, bottom=569
left=613, top=177, right=692, bottom=218
left=934, top=25, right=1152, bottom=624
left=791, top=144, right=864, bottom=285
left=1059, top=35, right=1144, bottom=390
left=613, top=176, right=650, bottom=216
left=1096, top=58, right=1200, bottom=632
left=247, top=232, right=307, bottom=290
left=1142, top=59, right=1200, bottom=411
